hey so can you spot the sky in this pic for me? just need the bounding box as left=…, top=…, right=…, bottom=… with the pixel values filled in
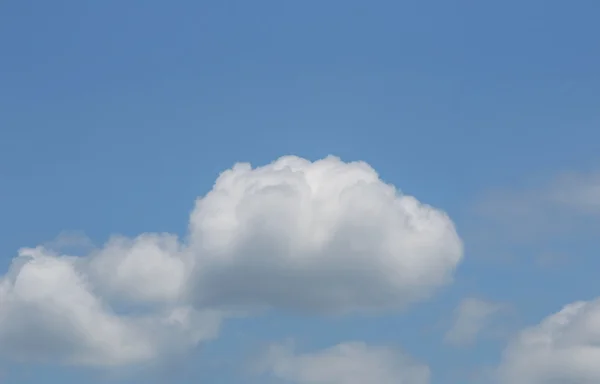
left=1, top=1, right=599, bottom=383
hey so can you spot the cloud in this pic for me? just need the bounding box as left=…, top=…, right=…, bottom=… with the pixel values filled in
left=473, top=170, right=600, bottom=241
left=186, top=155, right=463, bottom=313
left=546, top=171, right=600, bottom=214
left=87, top=233, right=190, bottom=304
left=466, top=170, right=600, bottom=268
left=444, top=298, right=507, bottom=346
left=496, top=298, right=600, bottom=384
left=257, top=341, right=430, bottom=384
left=0, top=155, right=463, bottom=366
left=0, top=248, right=221, bottom=367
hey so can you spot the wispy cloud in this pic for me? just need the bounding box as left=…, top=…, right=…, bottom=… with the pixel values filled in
left=41, top=230, right=95, bottom=255
left=466, top=170, right=600, bottom=265
left=256, top=341, right=430, bottom=384
left=473, top=170, right=600, bottom=238
left=444, top=298, right=509, bottom=346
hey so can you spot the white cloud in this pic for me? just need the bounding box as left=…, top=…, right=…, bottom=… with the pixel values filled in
left=88, top=233, right=190, bottom=304
left=444, top=298, right=507, bottom=346
left=186, top=155, right=463, bottom=313
left=0, top=248, right=221, bottom=367
left=0, top=155, right=463, bottom=366
left=84, top=155, right=462, bottom=314
left=497, top=298, right=600, bottom=384
left=257, top=341, right=430, bottom=384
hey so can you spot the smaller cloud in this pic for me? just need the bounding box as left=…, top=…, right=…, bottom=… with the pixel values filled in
left=496, top=297, right=600, bottom=384
left=0, top=247, right=222, bottom=367
left=444, top=298, right=508, bottom=346
left=256, top=341, right=430, bottom=384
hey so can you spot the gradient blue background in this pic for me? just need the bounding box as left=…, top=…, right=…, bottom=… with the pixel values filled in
left=1, top=1, right=599, bottom=383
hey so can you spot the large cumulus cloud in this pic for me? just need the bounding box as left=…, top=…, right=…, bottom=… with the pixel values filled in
left=187, top=155, right=463, bottom=313
left=0, top=155, right=463, bottom=366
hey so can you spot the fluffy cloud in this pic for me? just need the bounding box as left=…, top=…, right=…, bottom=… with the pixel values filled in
left=0, top=155, right=463, bottom=366
left=444, top=298, right=507, bottom=346
left=79, top=155, right=463, bottom=314
left=257, top=341, right=430, bottom=384
left=88, top=233, right=190, bottom=304
left=0, top=248, right=221, bottom=366
left=497, top=298, right=600, bottom=384
left=187, top=155, right=463, bottom=313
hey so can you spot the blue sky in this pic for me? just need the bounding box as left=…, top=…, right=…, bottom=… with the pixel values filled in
left=1, top=1, right=599, bottom=383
